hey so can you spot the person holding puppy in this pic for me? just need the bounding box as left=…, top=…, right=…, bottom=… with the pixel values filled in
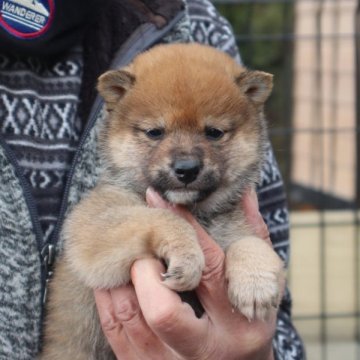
left=0, top=0, right=304, bottom=359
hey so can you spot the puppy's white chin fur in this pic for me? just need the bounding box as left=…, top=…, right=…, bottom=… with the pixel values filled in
left=165, top=190, right=199, bottom=205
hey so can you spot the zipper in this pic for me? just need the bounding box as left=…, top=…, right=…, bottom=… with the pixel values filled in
left=41, top=243, right=55, bottom=304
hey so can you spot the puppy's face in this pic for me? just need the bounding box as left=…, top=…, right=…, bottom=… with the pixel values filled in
left=98, top=44, right=273, bottom=207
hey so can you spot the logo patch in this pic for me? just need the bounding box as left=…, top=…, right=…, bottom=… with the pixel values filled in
left=0, top=0, right=54, bottom=39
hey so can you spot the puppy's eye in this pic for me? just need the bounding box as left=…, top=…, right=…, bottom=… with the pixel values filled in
left=205, top=127, right=224, bottom=140
left=145, top=128, right=164, bottom=140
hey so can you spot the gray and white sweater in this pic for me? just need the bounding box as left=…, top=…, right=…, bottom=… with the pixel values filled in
left=0, top=0, right=305, bottom=359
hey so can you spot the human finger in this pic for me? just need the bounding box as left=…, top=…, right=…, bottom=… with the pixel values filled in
left=131, top=258, right=210, bottom=359
left=94, top=288, right=136, bottom=359
left=95, top=285, right=171, bottom=360
left=108, top=285, right=172, bottom=359
left=242, top=188, right=271, bottom=246
left=145, top=188, right=232, bottom=321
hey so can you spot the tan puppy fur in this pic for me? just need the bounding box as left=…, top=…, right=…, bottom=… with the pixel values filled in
left=40, top=43, right=284, bottom=359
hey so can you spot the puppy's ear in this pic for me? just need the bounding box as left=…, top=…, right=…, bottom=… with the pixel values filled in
left=235, top=71, right=273, bottom=104
left=97, top=68, right=135, bottom=110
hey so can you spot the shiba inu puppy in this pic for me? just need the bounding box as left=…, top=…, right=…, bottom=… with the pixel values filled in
left=40, top=43, right=284, bottom=359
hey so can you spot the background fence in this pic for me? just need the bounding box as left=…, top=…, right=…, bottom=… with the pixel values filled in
left=212, top=0, right=360, bottom=359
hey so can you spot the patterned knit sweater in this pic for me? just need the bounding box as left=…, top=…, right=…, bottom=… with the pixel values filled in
left=0, top=0, right=305, bottom=359
left=0, top=47, right=83, bottom=244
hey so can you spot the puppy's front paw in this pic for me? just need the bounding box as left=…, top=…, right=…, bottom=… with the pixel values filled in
left=227, top=265, right=282, bottom=321
left=149, top=212, right=205, bottom=292
left=162, top=251, right=204, bottom=292
left=226, top=237, right=284, bottom=321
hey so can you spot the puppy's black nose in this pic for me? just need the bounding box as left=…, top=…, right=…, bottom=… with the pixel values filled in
left=173, top=159, right=201, bottom=184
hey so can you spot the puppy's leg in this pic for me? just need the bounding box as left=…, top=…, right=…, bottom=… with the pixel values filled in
left=41, top=185, right=205, bottom=359
left=64, top=186, right=205, bottom=292
left=225, top=237, right=284, bottom=320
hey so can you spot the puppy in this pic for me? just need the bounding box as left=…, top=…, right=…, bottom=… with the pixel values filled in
left=40, top=43, right=284, bottom=359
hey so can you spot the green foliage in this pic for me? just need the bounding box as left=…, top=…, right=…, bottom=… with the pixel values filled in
left=216, top=2, right=293, bottom=68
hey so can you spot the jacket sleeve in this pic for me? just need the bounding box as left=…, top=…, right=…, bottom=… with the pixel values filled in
left=187, top=1, right=306, bottom=358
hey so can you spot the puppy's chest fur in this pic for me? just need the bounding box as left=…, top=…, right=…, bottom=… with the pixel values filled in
left=196, top=207, right=250, bottom=250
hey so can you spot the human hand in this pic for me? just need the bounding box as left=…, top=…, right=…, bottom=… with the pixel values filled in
left=94, top=188, right=281, bottom=359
